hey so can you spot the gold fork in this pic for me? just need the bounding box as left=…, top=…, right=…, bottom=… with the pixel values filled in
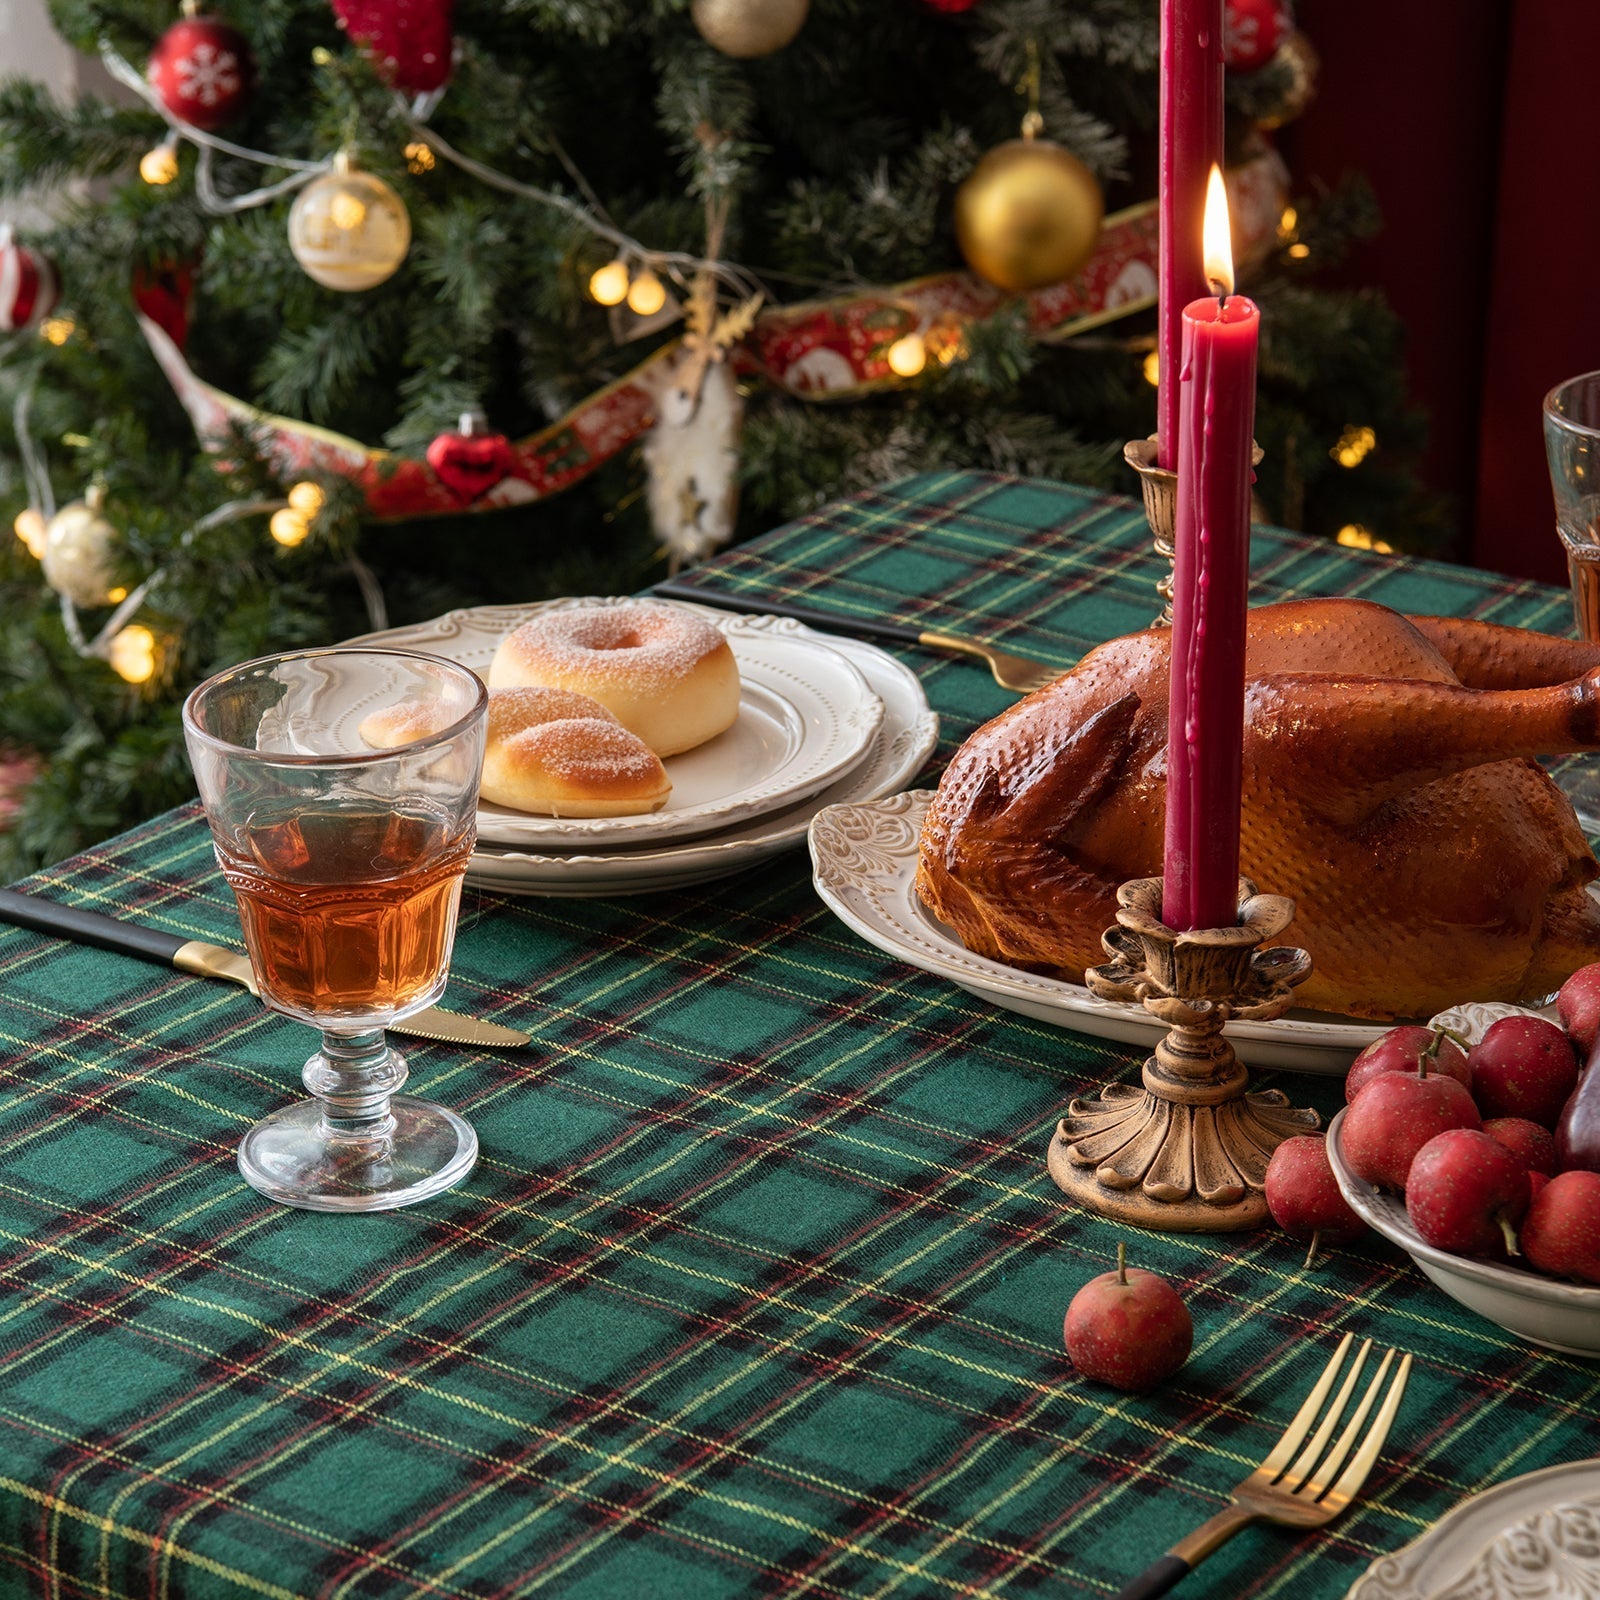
left=1114, top=1333, right=1413, bottom=1600
left=648, top=582, right=1066, bottom=694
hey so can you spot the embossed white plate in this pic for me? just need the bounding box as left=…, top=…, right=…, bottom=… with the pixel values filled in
left=461, top=635, right=938, bottom=896
left=1346, top=1460, right=1600, bottom=1599
left=350, top=598, right=884, bottom=847
left=807, top=790, right=1389, bottom=1075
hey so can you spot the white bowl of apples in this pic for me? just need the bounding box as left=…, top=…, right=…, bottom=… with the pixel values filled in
left=1324, top=973, right=1600, bottom=1358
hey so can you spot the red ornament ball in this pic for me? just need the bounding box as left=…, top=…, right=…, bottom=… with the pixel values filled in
left=331, top=0, right=454, bottom=93
left=147, top=15, right=255, bottom=130
left=1223, top=0, right=1290, bottom=71
left=919, top=0, right=982, bottom=10
left=426, top=414, right=514, bottom=502
left=0, top=232, right=59, bottom=332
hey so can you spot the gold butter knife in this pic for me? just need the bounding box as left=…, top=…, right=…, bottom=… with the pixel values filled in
left=0, top=888, right=529, bottom=1048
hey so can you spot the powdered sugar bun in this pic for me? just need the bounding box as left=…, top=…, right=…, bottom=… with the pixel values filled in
left=358, top=694, right=456, bottom=749
left=483, top=713, right=670, bottom=818
left=487, top=602, right=740, bottom=757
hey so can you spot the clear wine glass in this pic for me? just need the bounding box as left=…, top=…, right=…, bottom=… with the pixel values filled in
left=182, top=648, right=488, bottom=1212
left=1544, top=373, right=1600, bottom=832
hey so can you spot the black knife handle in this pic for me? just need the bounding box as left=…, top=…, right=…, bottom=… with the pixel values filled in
left=648, top=580, right=926, bottom=647
left=0, top=888, right=188, bottom=967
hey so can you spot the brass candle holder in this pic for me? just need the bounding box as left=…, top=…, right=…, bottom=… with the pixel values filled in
left=1046, top=876, right=1320, bottom=1232
left=1124, top=435, right=1264, bottom=628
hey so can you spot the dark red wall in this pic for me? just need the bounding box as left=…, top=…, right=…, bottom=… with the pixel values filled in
left=1283, top=0, right=1600, bottom=582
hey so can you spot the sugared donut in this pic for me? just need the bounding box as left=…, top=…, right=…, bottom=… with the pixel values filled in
left=488, top=602, right=741, bottom=757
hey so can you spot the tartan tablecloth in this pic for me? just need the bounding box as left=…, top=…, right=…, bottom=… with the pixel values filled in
left=2, top=470, right=1595, bottom=1600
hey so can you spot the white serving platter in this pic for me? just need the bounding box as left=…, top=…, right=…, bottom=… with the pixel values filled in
left=352, top=598, right=884, bottom=848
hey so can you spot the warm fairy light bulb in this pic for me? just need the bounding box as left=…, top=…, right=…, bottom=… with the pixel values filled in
left=1143, top=350, right=1161, bottom=386
left=589, top=259, right=630, bottom=306
left=287, top=480, right=326, bottom=516
left=1287, top=242, right=1310, bottom=260
left=39, top=318, right=73, bottom=346
left=108, top=624, right=157, bottom=684
left=1277, top=204, right=1298, bottom=238
left=106, top=585, right=128, bottom=603
left=625, top=268, right=666, bottom=316
left=1201, top=164, right=1234, bottom=297
left=1336, top=523, right=1394, bottom=555
left=140, top=140, right=180, bottom=186
left=270, top=508, right=311, bottom=547
left=13, top=507, right=45, bottom=558
left=1332, top=425, right=1377, bottom=468
left=886, top=332, right=926, bottom=378
left=404, top=140, right=435, bottom=174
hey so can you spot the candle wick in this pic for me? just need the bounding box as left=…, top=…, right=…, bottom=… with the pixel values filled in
left=1208, top=279, right=1227, bottom=314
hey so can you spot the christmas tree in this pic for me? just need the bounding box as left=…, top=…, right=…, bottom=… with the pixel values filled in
left=0, top=0, right=1439, bottom=874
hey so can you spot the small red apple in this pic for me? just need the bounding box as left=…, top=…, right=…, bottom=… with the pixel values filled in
left=1341, top=1068, right=1482, bottom=1192
left=1521, top=1170, right=1600, bottom=1283
left=1468, top=1016, right=1578, bottom=1127
left=1345, top=1025, right=1471, bottom=1104
left=1064, top=1242, right=1192, bottom=1392
left=1558, top=963, right=1600, bottom=1058
left=1530, top=1170, right=1550, bottom=1204
left=1265, top=1135, right=1366, bottom=1246
left=1405, top=1129, right=1529, bottom=1258
left=1482, top=1116, right=1559, bottom=1176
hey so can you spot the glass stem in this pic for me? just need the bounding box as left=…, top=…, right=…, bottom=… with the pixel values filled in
left=303, top=1029, right=407, bottom=1145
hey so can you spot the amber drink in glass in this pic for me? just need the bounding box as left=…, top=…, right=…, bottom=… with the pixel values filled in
left=183, top=648, right=487, bottom=1211
left=1545, top=373, right=1600, bottom=831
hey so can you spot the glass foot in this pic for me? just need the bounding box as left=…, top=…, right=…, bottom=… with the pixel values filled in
left=237, top=1094, right=478, bottom=1212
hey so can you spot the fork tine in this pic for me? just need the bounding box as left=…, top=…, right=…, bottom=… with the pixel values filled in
left=1258, top=1333, right=1353, bottom=1478
left=1323, top=1351, right=1412, bottom=1506
left=1282, top=1338, right=1372, bottom=1491
left=1296, top=1346, right=1392, bottom=1499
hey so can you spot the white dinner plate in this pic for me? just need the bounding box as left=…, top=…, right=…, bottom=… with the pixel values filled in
left=807, top=789, right=1387, bottom=1075
left=1346, top=1459, right=1600, bottom=1599
left=351, top=598, right=885, bottom=848
left=462, top=634, right=938, bottom=896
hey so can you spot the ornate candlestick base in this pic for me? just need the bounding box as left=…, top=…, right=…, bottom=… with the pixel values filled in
left=1124, top=435, right=1264, bottom=629
left=1047, top=877, right=1320, bottom=1232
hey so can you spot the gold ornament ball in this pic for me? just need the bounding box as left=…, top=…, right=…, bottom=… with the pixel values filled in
left=691, top=0, right=809, bottom=58
left=288, top=161, right=411, bottom=292
left=954, top=137, right=1105, bottom=294
left=41, top=499, right=119, bottom=607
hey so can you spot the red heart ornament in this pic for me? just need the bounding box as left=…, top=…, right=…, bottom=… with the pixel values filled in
left=426, top=427, right=514, bottom=501
left=330, top=0, right=454, bottom=92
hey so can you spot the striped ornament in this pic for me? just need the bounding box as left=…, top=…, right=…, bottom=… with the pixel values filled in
left=0, top=233, right=59, bottom=332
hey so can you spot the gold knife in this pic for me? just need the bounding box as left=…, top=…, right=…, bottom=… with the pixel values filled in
left=0, top=888, right=529, bottom=1048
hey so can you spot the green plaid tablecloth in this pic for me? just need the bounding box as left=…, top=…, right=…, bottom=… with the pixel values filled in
left=1, top=470, right=1594, bottom=1600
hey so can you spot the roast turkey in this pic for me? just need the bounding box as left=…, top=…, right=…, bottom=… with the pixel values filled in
left=915, top=598, right=1600, bottom=1019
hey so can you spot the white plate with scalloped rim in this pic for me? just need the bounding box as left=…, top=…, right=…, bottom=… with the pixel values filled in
left=1345, top=1459, right=1600, bottom=1599
left=350, top=598, right=885, bottom=849
left=807, top=789, right=1394, bottom=1075
left=461, top=633, right=938, bottom=896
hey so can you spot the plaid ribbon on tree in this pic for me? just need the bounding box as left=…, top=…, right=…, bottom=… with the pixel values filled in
left=1, top=472, right=1595, bottom=1600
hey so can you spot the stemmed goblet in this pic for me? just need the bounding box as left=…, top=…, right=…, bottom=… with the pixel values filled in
left=182, top=648, right=488, bottom=1212
left=1544, top=372, right=1600, bottom=832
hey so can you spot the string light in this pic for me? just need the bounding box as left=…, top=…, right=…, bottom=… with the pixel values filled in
left=39, top=318, right=73, bottom=346
left=1332, top=425, right=1377, bottom=468
left=886, top=331, right=927, bottom=378
left=1336, top=524, right=1394, bottom=555
left=1277, top=205, right=1298, bottom=239
left=1143, top=350, right=1161, bottom=386
left=625, top=268, right=667, bottom=317
left=140, top=136, right=180, bottom=186
left=404, top=140, right=435, bottom=174
left=588, top=259, right=630, bottom=306
left=108, top=624, right=157, bottom=684
left=287, top=480, right=326, bottom=516
left=270, top=508, right=311, bottom=547
left=1287, top=242, right=1310, bottom=259
left=106, top=585, right=128, bottom=603
left=13, top=508, right=45, bottom=558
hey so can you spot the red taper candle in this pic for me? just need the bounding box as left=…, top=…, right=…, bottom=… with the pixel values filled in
left=1157, top=0, right=1224, bottom=471
left=1163, top=168, right=1259, bottom=932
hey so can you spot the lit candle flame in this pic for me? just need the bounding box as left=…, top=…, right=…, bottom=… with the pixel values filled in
left=1202, top=165, right=1234, bottom=299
